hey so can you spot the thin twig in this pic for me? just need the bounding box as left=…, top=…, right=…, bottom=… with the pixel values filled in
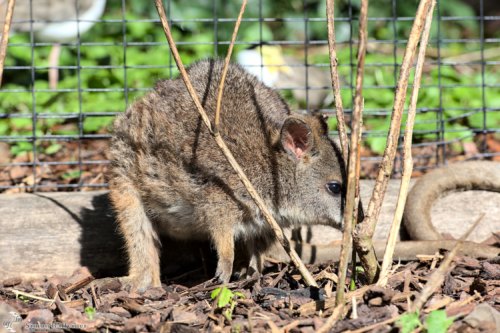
left=0, top=0, right=15, bottom=86
left=335, top=0, right=368, bottom=306
left=154, top=0, right=212, bottom=132
left=353, top=0, right=434, bottom=283
left=316, top=302, right=348, bottom=333
left=214, top=0, right=247, bottom=133
left=12, top=290, right=54, bottom=302
left=377, top=0, right=436, bottom=287
left=154, top=0, right=317, bottom=287
left=11, top=289, right=65, bottom=305
left=326, top=0, right=348, bottom=162
left=410, top=213, right=485, bottom=312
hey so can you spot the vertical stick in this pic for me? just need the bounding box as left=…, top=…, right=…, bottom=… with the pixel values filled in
left=214, top=0, right=247, bottom=134
left=377, top=0, right=436, bottom=287
left=326, top=0, right=348, bottom=162
left=0, top=0, right=16, bottom=86
left=335, top=0, right=368, bottom=305
left=353, top=0, right=433, bottom=283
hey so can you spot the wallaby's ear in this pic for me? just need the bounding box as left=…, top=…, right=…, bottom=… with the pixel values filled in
left=280, top=117, right=313, bottom=160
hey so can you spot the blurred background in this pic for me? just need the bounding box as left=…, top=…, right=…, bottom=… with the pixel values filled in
left=0, top=0, right=499, bottom=192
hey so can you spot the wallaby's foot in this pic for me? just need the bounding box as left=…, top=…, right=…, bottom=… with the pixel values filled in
left=93, top=274, right=161, bottom=294
left=92, top=277, right=122, bottom=291
left=247, top=252, right=263, bottom=277
left=215, top=259, right=233, bottom=284
left=124, top=272, right=161, bottom=293
left=92, top=276, right=162, bottom=294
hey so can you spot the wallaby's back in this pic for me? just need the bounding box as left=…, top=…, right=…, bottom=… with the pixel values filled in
left=111, top=60, right=290, bottom=199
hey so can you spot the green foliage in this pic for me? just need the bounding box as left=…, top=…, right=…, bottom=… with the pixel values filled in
left=349, top=277, right=357, bottom=291
left=45, top=143, right=62, bottom=155
left=397, top=310, right=455, bottom=333
left=10, top=142, right=33, bottom=156
left=16, top=294, right=30, bottom=303
left=2, top=0, right=496, bottom=159
left=210, top=286, right=245, bottom=322
left=355, top=53, right=499, bottom=154
left=397, top=311, right=422, bottom=333
left=62, top=170, right=81, bottom=180
left=84, top=306, right=96, bottom=320
left=425, top=310, right=454, bottom=333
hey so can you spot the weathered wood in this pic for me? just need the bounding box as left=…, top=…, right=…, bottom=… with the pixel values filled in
left=0, top=180, right=498, bottom=280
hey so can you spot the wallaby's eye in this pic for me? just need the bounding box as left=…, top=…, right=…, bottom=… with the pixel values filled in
left=326, top=181, right=342, bottom=195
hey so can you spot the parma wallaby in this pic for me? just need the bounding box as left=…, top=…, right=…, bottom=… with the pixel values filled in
left=109, top=59, right=346, bottom=291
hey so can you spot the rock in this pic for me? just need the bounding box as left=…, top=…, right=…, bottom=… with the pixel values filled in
left=463, top=303, right=500, bottom=331
left=1, top=277, right=22, bottom=288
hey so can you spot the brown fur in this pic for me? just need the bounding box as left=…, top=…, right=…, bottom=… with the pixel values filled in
left=109, top=59, right=346, bottom=291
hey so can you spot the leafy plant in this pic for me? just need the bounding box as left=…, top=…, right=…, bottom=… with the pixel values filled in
left=425, top=310, right=454, bottom=333
left=84, top=306, right=96, bottom=320
left=397, top=310, right=454, bottom=333
left=397, top=311, right=422, bottom=333
left=62, top=170, right=81, bottom=181
left=210, top=286, right=245, bottom=322
left=1, top=0, right=496, bottom=159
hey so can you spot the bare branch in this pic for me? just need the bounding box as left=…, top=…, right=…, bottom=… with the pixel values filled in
left=154, top=0, right=317, bottom=287
left=214, top=0, right=247, bottom=133
left=0, top=0, right=16, bottom=86
left=378, top=0, right=436, bottom=287
left=335, top=0, right=368, bottom=305
left=353, top=0, right=434, bottom=283
left=326, top=0, right=348, bottom=162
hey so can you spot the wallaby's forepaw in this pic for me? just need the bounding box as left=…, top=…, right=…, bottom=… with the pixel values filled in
left=215, top=259, right=233, bottom=284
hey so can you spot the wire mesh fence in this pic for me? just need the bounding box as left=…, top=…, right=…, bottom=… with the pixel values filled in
left=0, top=0, right=499, bottom=193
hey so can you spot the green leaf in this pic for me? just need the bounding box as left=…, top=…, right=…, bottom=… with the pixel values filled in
left=349, top=278, right=356, bottom=291
left=327, top=117, right=338, bottom=131
left=45, top=143, right=62, bottom=155
left=425, top=310, right=454, bottom=333
left=0, top=121, right=8, bottom=136
left=84, top=306, right=96, bottom=320
left=11, top=142, right=33, bottom=157
left=468, top=111, right=500, bottom=129
left=366, top=136, right=387, bottom=155
left=397, top=311, right=421, bottom=333
left=210, top=287, right=221, bottom=300
left=62, top=170, right=81, bottom=181
left=241, top=23, right=273, bottom=43
left=233, top=291, right=245, bottom=299
left=217, top=287, right=233, bottom=308
left=223, top=308, right=233, bottom=321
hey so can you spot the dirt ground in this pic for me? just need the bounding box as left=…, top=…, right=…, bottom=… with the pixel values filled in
left=0, top=253, right=499, bottom=333
left=1, top=134, right=499, bottom=332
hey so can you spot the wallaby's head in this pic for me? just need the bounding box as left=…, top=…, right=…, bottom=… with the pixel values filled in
left=275, top=115, right=346, bottom=230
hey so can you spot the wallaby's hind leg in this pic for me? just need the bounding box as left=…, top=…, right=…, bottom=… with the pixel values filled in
left=110, top=179, right=161, bottom=291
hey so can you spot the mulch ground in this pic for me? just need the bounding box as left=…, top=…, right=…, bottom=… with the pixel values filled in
left=1, top=255, right=499, bottom=332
